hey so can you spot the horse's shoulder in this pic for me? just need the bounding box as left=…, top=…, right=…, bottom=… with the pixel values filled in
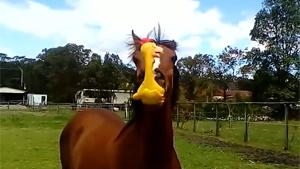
left=77, top=108, right=122, bottom=122
left=61, top=108, right=125, bottom=147
left=63, top=109, right=123, bottom=134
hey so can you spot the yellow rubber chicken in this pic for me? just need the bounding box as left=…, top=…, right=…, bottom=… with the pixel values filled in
left=132, top=42, right=165, bottom=105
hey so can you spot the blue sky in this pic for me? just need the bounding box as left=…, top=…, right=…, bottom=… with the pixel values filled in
left=0, top=0, right=263, bottom=63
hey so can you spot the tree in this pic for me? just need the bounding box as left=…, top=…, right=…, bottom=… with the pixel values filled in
left=177, top=54, right=215, bottom=100
left=80, top=53, right=103, bottom=89
left=119, top=63, right=135, bottom=90
left=36, top=43, right=92, bottom=102
left=212, top=46, right=246, bottom=101
left=0, top=53, right=10, bottom=62
left=101, top=53, right=131, bottom=90
left=0, top=53, right=36, bottom=89
left=0, top=58, right=22, bottom=88
left=248, top=0, right=300, bottom=101
left=1, top=45, right=136, bottom=103
left=218, top=46, right=246, bottom=77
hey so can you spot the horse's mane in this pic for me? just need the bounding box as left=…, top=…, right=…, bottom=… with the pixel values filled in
left=128, top=27, right=180, bottom=123
left=128, top=26, right=177, bottom=58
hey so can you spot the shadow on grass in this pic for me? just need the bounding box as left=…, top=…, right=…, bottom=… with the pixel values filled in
left=176, top=129, right=300, bottom=167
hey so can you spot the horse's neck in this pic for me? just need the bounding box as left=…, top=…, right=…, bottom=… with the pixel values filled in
left=116, top=103, right=175, bottom=166
left=135, top=105, right=174, bottom=148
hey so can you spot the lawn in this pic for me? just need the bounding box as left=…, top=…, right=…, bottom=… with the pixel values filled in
left=0, top=109, right=298, bottom=169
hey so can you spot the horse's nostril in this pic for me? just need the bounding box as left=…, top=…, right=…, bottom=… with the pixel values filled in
left=156, top=73, right=162, bottom=78
left=154, top=69, right=164, bottom=79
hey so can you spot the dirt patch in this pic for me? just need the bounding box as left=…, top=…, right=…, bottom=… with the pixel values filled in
left=176, top=130, right=300, bottom=167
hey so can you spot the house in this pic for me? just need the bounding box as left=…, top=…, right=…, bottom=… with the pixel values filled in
left=213, top=83, right=252, bottom=102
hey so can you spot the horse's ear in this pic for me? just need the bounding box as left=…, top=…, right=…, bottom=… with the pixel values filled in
left=132, top=30, right=141, bottom=49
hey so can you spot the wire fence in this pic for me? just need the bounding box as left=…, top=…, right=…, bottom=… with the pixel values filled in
left=173, top=102, right=300, bottom=154
left=0, top=101, right=299, bottom=154
left=0, top=101, right=132, bottom=119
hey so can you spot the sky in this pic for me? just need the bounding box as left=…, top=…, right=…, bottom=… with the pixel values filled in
left=0, top=0, right=264, bottom=64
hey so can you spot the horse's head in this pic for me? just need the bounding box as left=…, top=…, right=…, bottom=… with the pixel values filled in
left=131, top=29, right=179, bottom=107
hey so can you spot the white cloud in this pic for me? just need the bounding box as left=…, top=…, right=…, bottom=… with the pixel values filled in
left=0, top=0, right=256, bottom=63
left=179, top=36, right=203, bottom=57
left=209, top=17, right=255, bottom=50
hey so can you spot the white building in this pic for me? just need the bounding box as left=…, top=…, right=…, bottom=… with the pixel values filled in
left=75, top=89, right=131, bottom=104
left=27, top=94, right=47, bottom=106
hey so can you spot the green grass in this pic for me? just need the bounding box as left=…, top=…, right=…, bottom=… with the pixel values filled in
left=175, top=136, right=288, bottom=169
left=0, top=110, right=298, bottom=169
left=1, top=128, right=61, bottom=169
left=179, top=120, right=300, bottom=155
left=0, top=110, right=73, bottom=169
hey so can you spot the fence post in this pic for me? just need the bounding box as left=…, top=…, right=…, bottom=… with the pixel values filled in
left=176, top=105, right=180, bottom=128
left=215, top=104, right=219, bottom=136
left=284, top=104, right=289, bottom=150
left=227, top=104, right=232, bottom=128
left=128, top=107, right=131, bottom=120
left=112, top=103, right=115, bottom=111
left=244, top=104, right=248, bottom=143
left=193, top=103, right=196, bottom=132
left=124, top=103, right=128, bottom=120
left=7, top=101, right=10, bottom=110
left=57, top=104, right=60, bottom=112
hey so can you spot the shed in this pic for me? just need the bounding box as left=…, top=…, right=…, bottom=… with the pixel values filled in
left=27, top=94, right=47, bottom=106
left=0, top=87, right=26, bottom=103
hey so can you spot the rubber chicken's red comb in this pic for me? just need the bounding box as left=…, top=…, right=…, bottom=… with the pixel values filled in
left=139, top=38, right=154, bottom=45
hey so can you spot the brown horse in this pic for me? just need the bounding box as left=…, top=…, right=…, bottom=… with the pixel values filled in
left=59, top=28, right=181, bottom=169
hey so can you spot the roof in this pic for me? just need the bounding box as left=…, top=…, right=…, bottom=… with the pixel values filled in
left=27, top=93, right=47, bottom=96
left=0, top=87, right=26, bottom=94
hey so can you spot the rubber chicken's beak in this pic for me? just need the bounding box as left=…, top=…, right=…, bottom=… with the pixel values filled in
left=132, top=42, right=165, bottom=105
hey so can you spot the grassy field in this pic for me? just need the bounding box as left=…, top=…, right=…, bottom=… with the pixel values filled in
left=0, top=109, right=299, bottom=169
left=179, top=119, right=300, bottom=155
